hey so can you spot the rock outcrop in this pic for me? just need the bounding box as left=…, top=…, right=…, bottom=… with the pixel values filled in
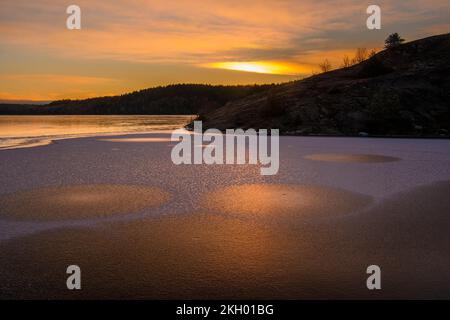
left=199, top=34, right=450, bottom=136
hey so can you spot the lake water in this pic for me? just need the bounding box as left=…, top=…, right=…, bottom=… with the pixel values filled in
left=0, top=115, right=194, bottom=150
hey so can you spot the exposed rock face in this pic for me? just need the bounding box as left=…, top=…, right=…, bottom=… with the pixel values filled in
left=200, top=34, right=450, bottom=136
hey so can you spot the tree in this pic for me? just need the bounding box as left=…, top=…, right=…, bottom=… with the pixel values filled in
left=319, top=59, right=332, bottom=73
left=385, top=33, right=405, bottom=48
left=368, top=49, right=377, bottom=58
left=354, top=48, right=368, bottom=63
left=341, top=55, right=351, bottom=68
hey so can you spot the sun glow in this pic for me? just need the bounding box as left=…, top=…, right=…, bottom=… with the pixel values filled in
left=206, top=61, right=303, bottom=75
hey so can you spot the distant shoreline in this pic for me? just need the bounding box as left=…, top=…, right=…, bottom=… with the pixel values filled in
left=0, top=114, right=447, bottom=141
left=184, top=125, right=450, bottom=139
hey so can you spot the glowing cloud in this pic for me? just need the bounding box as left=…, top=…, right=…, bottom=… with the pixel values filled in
left=206, top=61, right=305, bottom=75
left=0, top=0, right=449, bottom=100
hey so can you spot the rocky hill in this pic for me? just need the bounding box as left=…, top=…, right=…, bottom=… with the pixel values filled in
left=199, top=34, right=450, bottom=136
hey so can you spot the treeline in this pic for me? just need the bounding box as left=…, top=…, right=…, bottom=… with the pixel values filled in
left=317, top=47, right=379, bottom=74
left=316, top=33, right=406, bottom=74
left=0, top=83, right=277, bottom=115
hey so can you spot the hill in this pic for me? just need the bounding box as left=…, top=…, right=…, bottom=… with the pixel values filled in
left=199, top=34, right=450, bottom=136
left=0, top=84, right=275, bottom=115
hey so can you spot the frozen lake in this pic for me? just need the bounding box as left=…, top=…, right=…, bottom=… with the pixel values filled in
left=0, top=128, right=449, bottom=299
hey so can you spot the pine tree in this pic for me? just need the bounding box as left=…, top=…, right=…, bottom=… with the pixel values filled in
left=385, top=33, right=405, bottom=49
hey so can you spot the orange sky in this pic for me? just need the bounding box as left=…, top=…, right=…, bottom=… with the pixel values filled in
left=0, top=0, right=449, bottom=101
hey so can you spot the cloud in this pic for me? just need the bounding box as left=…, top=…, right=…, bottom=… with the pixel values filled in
left=1, top=74, right=119, bottom=85
left=0, top=0, right=449, bottom=99
left=1, top=0, right=448, bottom=64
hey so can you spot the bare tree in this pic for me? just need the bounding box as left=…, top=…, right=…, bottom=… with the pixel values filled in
left=318, top=59, right=332, bottom=73
left=368, top=49, right=377, bottom=58
left=341, top=55, right=351, bottom=68
left=354, top=48, right=368, bottom=63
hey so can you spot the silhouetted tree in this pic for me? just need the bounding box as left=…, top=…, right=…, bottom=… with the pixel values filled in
left=368, top=49, right=377, bottom=58
left=341, top=55, right=351, bottom=68
left=353, top=48, right=368, bottom=63
left=385, top=33, right=405, bottom=48
left=318, top=59, right=332, bottom=73
left=1, top=84, right=276, bottom=115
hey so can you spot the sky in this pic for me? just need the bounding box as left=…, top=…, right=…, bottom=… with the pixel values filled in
left=0, top=0, right=449, bottom=101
